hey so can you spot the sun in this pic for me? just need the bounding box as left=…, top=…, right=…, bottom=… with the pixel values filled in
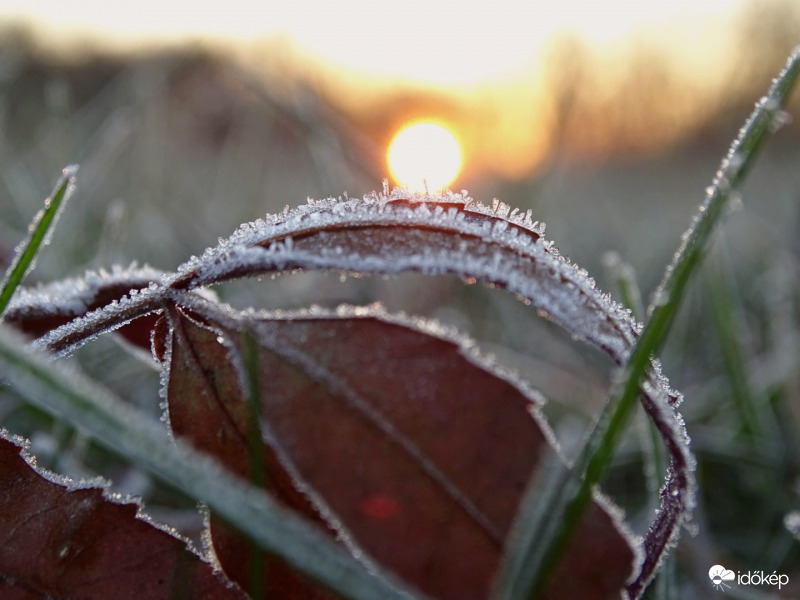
left=387, top=122, right=462, bottom=192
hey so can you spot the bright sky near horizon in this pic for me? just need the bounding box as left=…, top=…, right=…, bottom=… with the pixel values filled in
left=2, top=0, right=773, bottom=184
left=2, top=0, right=744, bottom=84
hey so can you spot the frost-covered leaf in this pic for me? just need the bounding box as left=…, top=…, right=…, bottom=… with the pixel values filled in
left=161, top=295, right=636, bottom=600
left=164, top=186, right=691, bottom=594
left=4, top=265, right=165, bottom=352
left=40, top=189, right=643, bottom=360
left=171, top=189, right=641, bottom=362
left=32, top=186, right=693, bottom=591
left=0, top=431, right=246, bottom=600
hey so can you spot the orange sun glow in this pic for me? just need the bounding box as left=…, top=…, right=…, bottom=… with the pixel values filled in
left=387, top=122, right=462, bottom=192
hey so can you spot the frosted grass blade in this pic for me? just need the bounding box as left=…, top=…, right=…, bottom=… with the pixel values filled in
left=0, top=166, right=78, bottom=317
left=0, top=326, right=424, bottom=600
left=495, top=45, right=800, bottom=600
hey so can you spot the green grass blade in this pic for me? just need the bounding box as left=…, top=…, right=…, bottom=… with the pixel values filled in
left=0, top=165, right=78, bottom=318
left=604, top=251, right=645, bottom=322
left=0, top=326, right=424, bottom=600
left=495, top=45, right=800, bottom=600
left=708, top=274, right=764, bottom=440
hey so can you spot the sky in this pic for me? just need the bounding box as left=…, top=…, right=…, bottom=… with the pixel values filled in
left=1, top=0, right=782, bottom=180
left=1, top=0, right=745, bottom=84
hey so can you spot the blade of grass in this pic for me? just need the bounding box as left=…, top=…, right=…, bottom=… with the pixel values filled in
left=604, top=251, right=645, bottom=322
left=0, top=326, right=425, bottom=600
left=708, top=273, right=764, bottom=440
left=495, top=45, right=800, bottom=600
left=0, top=165, right=78, bottom=318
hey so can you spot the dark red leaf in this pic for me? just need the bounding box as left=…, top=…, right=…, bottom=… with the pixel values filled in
left=162, top=306, right=338, bottom=599
left=3, top=267, right=164, bottom=353
left=162, top=298, right=635, bottom=600
left=0, top=433, right=247, bottom=600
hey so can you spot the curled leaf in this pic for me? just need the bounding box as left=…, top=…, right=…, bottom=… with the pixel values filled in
left=39, top=190, right=641, bottom=360
left=171, top=191, right=641, bottom=361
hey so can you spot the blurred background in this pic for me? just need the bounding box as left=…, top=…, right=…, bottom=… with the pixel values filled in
left=2, top=1, right=800, bottom=597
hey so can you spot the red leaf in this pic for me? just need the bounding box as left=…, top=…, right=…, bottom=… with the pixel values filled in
left=162, top=297, right=635, bottom=599
left=162, top=306, right=338, bottom=599
left=3, top=266, right=164, bottom=353
left=0, top=433, right=247, bottom=600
